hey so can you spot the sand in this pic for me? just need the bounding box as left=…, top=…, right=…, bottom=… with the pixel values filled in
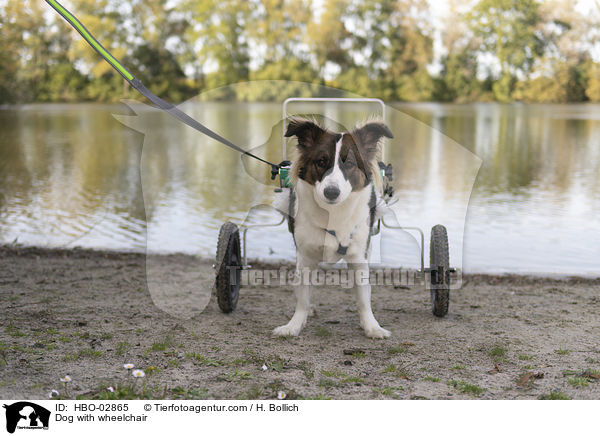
left=1, top=246, right=599, bottom=400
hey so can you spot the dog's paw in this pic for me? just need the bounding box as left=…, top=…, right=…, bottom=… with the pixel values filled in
left=363, top=325, right=391, bottom=339
left=272, top=323, right=302, bottom=337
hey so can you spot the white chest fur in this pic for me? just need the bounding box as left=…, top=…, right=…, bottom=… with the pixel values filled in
left=293, top=179, right=372, bottom=263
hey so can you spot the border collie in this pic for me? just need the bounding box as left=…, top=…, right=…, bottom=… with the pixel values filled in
left=273, top=117, right=394, bottom=338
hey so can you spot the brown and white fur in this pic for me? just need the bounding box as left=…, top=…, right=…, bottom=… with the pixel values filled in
left=273, top=117, right=394, bottom=338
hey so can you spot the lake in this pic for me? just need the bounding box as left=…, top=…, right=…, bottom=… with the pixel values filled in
left=1, top=96, right=599, bottom=276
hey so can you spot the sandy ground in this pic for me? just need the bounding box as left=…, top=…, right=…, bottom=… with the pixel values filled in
left=1, top=245, right=599, bottom=400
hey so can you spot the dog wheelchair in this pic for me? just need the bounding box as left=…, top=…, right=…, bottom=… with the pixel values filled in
left=214, top=98, right=454, bottom=318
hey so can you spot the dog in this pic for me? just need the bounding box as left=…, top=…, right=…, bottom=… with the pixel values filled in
left=273, top=117, right=394, bottom=338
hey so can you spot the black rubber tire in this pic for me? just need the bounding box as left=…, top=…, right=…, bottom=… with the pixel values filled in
left=215, top=221, right=241, bottom=313
left=430, top=224, right=449, bottom=317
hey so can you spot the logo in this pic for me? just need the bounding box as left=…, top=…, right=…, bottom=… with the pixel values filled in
left=3, top=402, right=50, bottom=434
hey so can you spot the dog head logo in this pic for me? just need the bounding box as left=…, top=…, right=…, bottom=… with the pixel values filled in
left=3, top=402, right=50, bottom=434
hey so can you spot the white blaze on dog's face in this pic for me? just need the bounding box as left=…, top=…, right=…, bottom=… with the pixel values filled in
left=315, top=134, right=351, bottom=205
left=285, top=118, right=394, bottom=205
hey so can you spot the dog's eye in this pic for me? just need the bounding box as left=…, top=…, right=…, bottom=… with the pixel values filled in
left=316, top=157, right=328, bottom=168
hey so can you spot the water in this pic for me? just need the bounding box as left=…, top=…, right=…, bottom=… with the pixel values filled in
left=1, top=99, right=599, bottom=276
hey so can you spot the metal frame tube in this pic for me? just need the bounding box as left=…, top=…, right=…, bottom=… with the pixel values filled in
left=241, top=215, right=286, bottom=266
left=381, top=217, right=425, bottom=273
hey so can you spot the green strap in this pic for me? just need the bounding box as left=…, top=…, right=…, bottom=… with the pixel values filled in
left=46, top=0, right=133, bottom=81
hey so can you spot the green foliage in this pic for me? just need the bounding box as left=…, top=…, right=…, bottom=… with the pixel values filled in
left=513, top=62, right=588, bottom=103
left=468, top=0, right=546, bottom=77
left=0, top=0, right=597, bottom=103
left=447, top=380, right=484, bottom=396
left=539, top=391, right=570, bottom=400
left=36, top=64, right=89, bottom=102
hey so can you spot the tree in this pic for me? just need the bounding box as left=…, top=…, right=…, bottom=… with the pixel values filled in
left=438, top=0, right=485, bottom=102
left=0, top=12, right=20, bottom=102
left=328, top=0, right=434, bottom=100
left=249, top=0, right=312, bottom=64
left=183, top=0, right=252, bottom=92
left=306, top=0, right=354, bottom=75
left=468, top=0, right=547, bottom=101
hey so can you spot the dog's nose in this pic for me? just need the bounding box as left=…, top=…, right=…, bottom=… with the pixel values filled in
left=324, top=185, right=340, bottom=201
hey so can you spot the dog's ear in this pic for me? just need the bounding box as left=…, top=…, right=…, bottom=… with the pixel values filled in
left=285, top=118, right=325, bottom=148
left=352, top=121, right=393, bottom=145
left=351, top=121, right=393, bottom=158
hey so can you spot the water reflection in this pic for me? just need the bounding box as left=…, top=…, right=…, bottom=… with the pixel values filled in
left=1, top=97, right=599, bottom=276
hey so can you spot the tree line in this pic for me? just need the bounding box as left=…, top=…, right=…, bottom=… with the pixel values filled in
left=1, top=0, right=600, bottom=104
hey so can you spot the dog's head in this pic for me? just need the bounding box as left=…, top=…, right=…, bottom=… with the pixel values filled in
left=285, top=117, right=393, bottom=206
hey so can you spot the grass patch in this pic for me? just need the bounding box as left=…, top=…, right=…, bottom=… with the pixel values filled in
left=300, top=394, right=331, bottom=400
left=555, top=348, right=570, bottom=355
left=318, top=378, right=339, bottom=388
left=567, top=377, right=589, bottom=388
left=77, top=383, right=158, bottom=400
left=116, top=341, right=130, bottom=356
left=297, top=361, right=314, bottom=380
left=451, top=365, right=466, bottom=370
left=185, top=352, right=221, bottom=367
left=315, top=326, right=331, bottom=337
left=144, top=366, right=158, bottom=375
left=488, top=346, right=506, bottom=358
left=447, top=380, right=484, bottom=396
left=319, top=369, right=364, bottom=385
left=489, top=345, right=508, bottom=362
left=342, top=376, right=365, bottom=383
left=321, top=369, right=344, bottom=378
left=79, top=348, right=102, bottom=358
left=382, top=364, right=410, bottom=379
left=218, top=369, right=252, bottom=382
left=349, top=350, right=366, bottom=358
left=378, top=386, right=404, bottom=399
left=63, top=348, right=102, bottom=361
left=0, top=344, right=7, bottom=365
left=6, top=325, right=26, bottom=337
left=171, top=386, right=208, bottom=399
left=0, top=379, right=16, bottom=388
left=388, top=346, right=409, bottom=355
left=424, top=375, right=440, bottom=382
left=58, top=335, right=72, bottom=343
left=539, top=391, right=570, bottom=400
left=518, top=354, right=534, bottom=361
left=146, top=335, right=174, bottom=354
left=242, top=349, right=287, bottom=372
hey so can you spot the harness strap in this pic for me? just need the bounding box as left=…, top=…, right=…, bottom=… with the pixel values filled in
left=324, top=229, right=353, bottom=255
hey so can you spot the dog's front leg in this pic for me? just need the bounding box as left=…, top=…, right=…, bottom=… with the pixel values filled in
left=349, top=259, right=391, bottom=339
left=272, top=253, right=314, bottom=337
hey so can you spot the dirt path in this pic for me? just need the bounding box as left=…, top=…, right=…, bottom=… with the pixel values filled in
left=1, top=246, right=599, bottom=400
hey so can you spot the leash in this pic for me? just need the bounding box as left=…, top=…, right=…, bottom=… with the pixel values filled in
left=45, top=0, right=283, bottom=180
